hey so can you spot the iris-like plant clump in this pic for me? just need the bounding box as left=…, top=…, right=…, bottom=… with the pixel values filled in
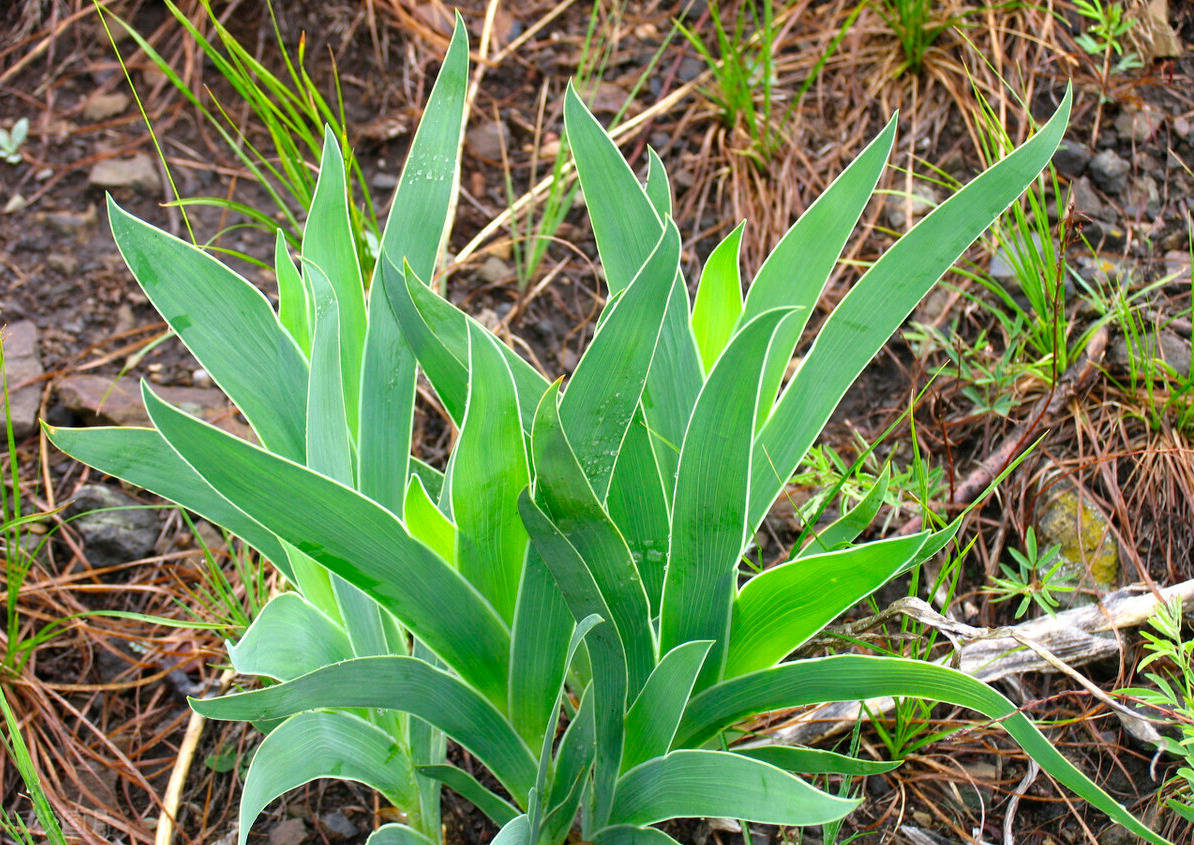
left=45, top=15, right=1168, bottom=845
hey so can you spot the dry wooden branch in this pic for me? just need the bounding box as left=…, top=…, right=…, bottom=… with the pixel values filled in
left=746, top=579, right=1194, bottom=750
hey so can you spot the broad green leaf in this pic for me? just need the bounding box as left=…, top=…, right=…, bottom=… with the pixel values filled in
left=283, top=542, right=339, bottom=625
left=378, top=12, right=468, bottom=281
left=605, top=410, right=670, bottom=615
left=357, top=278, right=417, bottom=515
left=740, top=117, right=897, bottom=428
left=227, top=593, right=351, bottom=681
left=490, top=815, right=531, bottom=845
left=142, top=385, right=510, bottom=706
left=622, top=641, right=712, bottom=773
left=734, top=745, right=900, bottom=776
left=530, top=382, right=654, bottom=694
left=594, top=825, right=681, bottom=845
left=609, top=750, right=857, bottom=827
left=410, top=456, right=445, bottom=500
left=237, top=711, right=417, bottom=845
left=544, top=686, right=594, bottom=844
left=518, top=490, right=626, bottom=830
left=563, top=86, right=703, bottom=495
left=644, top=148, right=672, bottom=220
left=404, top=474, right=456, bottom=566
left=724, top=532, right=930, bottom=678
left=690, top=222, right=745, bottom=374
left=42, top=424, right=290, bottom=580
left=508, top=550, right=572, bottom=749
left=660, top=309, right=792, bottom=690
left=564, top=82, right=660, bottom=295
left=304, top=127, right=367, bottom=436
left=365, top=825, right=437, bottom=845
left=749, top=88, right=1073, bottom=529
left=453, top=323, right=531, bottom=623
left=107, top=198, right=308, bottom=460
left=418, top=764, right=519, bottom=826
left=798, top=464, right=890, bottom=557
left=674, top=653, right=1170, bottom=845
left=561, top=219, right=679, bottom=499
left=191, top=656, right=536, bottom=804
left=384, top=258, right=548, bottom=429
left=274, top=230, right=311, bottom=356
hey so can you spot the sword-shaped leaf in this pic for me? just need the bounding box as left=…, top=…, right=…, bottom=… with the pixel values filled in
left=733, top=745, right=900, bottom=776
left=274, top=230, right=311, bottom=356
left=621, top=641, right=711, bottom=773
left=227, top=593, right=351, bottom=681
left=690, top=221, right=745, bottom=374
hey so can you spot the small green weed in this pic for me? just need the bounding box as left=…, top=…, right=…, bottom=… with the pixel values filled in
left=1073, top=0, right=1142, bottom=76
left=0, top=685, right=66, bottom=845
left=0, top=117, right=28, bottom=165
left=986, top=526, right=1075, bottom=618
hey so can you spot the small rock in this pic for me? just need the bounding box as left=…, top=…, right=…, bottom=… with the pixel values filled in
left=1109, top=329, right=1191, bottom=378
left=1089, top=149, right=1130, bottom=195
left=466, top=120, right=506, bottom=162
left=82, top=92, right=130, bottom=122
left=2, top=320, right=44, bottom=439
left=1068, top=175, right=1106, bottom=218
left=43, top=203, right=98, bottom=236
left=89, top=153, right=161, bottom=193
left=1052, top=139, right=1092, bottom=178
left=1125, top=174, right=1161, bottom=218
left=989, top=232, right=1044, bottom=281
left=1036, top=488, right=1119, bottom=604
left=191, top=368, right=213, bottom=388
left=319, top=811, right=358, bottom=839
left=558, top=347, right=579, bottom=373
left=1174, top=115, right=1192, bottom=143
left=47, top=253, right=79, bottom=275
left=371, top=170, right=399, bottom=192
left=1160, top=249, right=1191, bottom=279
left=54, top=374, right=251, bottom=438
left=70, top=484, right=160, bottom=568
left=268, top=817, right=310, bottom=845
left=477, top=255, right=511, bottom=284
left=1113, top=107, right=1164, bottom=143
left=3, top=193, right=26, bottom=214
left=884, top=184, right=941, bottom=229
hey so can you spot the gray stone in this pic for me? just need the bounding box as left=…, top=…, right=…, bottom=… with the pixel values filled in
left=989, top=232, right=1044, bottom=281
left=1113, top=107, right=1164, bottom=143
left=88, top=153, right=160, bottom=193
left=1109, top=329, right=1191, bottom=379
left=1052, top=139, right=1092, bottom=177
left=82, top=92, right=130, bottom=122
left=466, top=120, right=505, bottom=162
left=371, top=170, right=399, bottom=192
left=54, top=374, right=251, bottom=439
left=1125, top=174, right=1162, bottom=218
left=1089, top=149, right=1130, bottom=195
left=70, top=484, right=160, bottom=568
left=319, top=811, right=357, bottom=839
left=477, top=255, right=511, bottom=284
left=884, top=185, right=941, bottom=229
left=268, top=817, right=309, bottom=845
left=2, top=320, right=43, bottom=439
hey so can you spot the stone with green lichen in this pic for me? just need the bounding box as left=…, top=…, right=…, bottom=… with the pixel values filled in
left=1036, top=489, right=1119, bottom=606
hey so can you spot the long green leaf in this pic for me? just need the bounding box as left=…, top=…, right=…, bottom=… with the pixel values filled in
left=561, top=219, right=679, bottom=500
left=304, top=127, right=367, bottom=436
left=734, top=745, right=900, bottom=776
left=141, top=385, right=510, bottom=706
left=43, top=425, right=290, bottom=579
left=490, top=815, right=531, bottom=845
left=191, top=656, right=536, bottom=804
left=107, top=198, right=308, bottom=460
left=644, top=148, right=672, bottom=220
left=741, top=116, right=897, bottom=427
left=227, top=592, right=351, bottom=681
left=508, top=549, right=572, bottom=749
left=594, top=825, right=680, bottom=845
left=518, top=490, right=626, bottom=831
left=674, top=653, right=1169, bottom=845
left=725, top=532, right=930, bottom=678
left=274, top=230, right=311, bottom=356
left=749, top=88, right=1073, bottom=529
left=622, top=641, right=711, bottom=773
left=404, top=474, right=456, bottom=566
left=799, top=464, right=890, bottom=556
left=418, top=764, right=519, bottom=826
left=365, top=825, right=436, bottom=845
left=609, top=750, right=857, bottom=827
left=690, top=221, right=745, bottom=373
left=378, top=12, right=468, bottom=280
left=530, top=382, right=654, bottom=694
left=236, top=711, right=417, bottom=845
left=660, top=309, right=792, bottom=690
left=453, top=323, right=531, bottom=623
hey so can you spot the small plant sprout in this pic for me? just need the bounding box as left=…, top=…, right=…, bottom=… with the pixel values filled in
left=0, top=117, right=28, bottom=165
left=987, top=527, right=1076, bottom=619
left=1073, top=0, right=1142, bottom=75
left=44, top=17, right=1170, bottom=845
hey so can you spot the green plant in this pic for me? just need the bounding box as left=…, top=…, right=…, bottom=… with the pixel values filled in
left=0, top=117, right=28, bottom=165
left=1072, top=0, right=1142, bottom=75
left=987, top=526, right=1076, bottom=618
left=1118, top=596, right=1194, bottom=821
left=871, top=0, right=990, bottom=77
left=100, top=0, right=380, bottom=272
left=0, top=685, right=66, bottom=845
left=43, top=17, right=1169, bottom=845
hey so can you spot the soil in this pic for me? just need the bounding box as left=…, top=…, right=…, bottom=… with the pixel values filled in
left=3, top=0, right=1194, bottom=843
